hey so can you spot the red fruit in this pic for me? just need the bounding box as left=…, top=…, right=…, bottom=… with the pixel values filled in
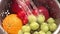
left=17, top=10, right=28, bottom=25
left=26, top=11, right=32, bottom=16
left=11, top=0, right=28, bottom=25
left=22, top=16, right=28, bottom=25
left=10, top=1, right=22, bottom=13
left=17, top=11, right=26, bottom=20
left=32, top=9, right=39, bottom=16
left=25, top=0, right=30, bottom=6
left=38, top=6, right=49, bottom=20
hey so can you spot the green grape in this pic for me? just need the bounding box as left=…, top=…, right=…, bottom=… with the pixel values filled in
left=22, top=25, right=31, bottom=32
left=37, top=14, right=45, bottom=24
left=18, top=30, right=23, bottom=34
left=49, top=23, right=57, bottom=31
left=33, top=31, right=39, bottom=34
left=46, top=31, right=52, bottom=34
left=47, top=18, right=55, bottom=24
left=41, top=23, right=48, bottom=26
left=39, top=31, right=46, bottom=34
left=24, top=32, right=30, bottom=34
left=30, top=22, right=39, bottom=30
left=28, top=15, right=37, bottom=23
left=41, top=23, right=49, bottom=32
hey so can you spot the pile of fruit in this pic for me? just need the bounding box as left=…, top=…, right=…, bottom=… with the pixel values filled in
left=18, top=14, right=57, bottom=34
left=2, top=0, right=58, bottom=34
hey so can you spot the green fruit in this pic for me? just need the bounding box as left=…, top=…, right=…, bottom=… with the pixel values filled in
left=47, top=18, right=55, bottom=24
left=30, top=22, right=39, bottom=30
left=24, top=32, right=30, bottom=34
left=41, top=23, right=49, bottom=32
left=37, top=14, right=45, bottom=24
left=39, top=31, right=45, bottom=34
left=49, top=23, right=57, bottom=31
left=41, top=23, right=48, bottom=26
left=22, top=25, right=31, bottom=32
left=46, top=31, right=52, bottom=34
left=28, top=15, right=37, bottom=23
left=33, top=31, right=39, bottom=34
left=18, top=30, right=23, bottom=34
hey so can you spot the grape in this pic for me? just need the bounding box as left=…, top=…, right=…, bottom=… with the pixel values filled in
left=46, top=31, right=52, bottom=34
left=37, top=14, right=45, bottom=24
left=39, top=31, right=46, bottom=34
left=28, top=15, right=37, bottom=23
left=33, top=31, right=39, bottom=34
left=41, top=23, right=48, bottom=26
left=47, top=18, right=55, bottom=24
left=24, top=32, right=30, bottom=34
left=41, top=23, right=49, bottom=32
left=30, top=22, right=39, bottom=30
left=18, top=30, right=23, bottom=34
left=22, top=25, right=31, bottom=32
left=49, top=23, right=57, bottom=31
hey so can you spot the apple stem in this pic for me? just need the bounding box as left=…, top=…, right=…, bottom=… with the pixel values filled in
left=16, top=0, right=33, bottom=16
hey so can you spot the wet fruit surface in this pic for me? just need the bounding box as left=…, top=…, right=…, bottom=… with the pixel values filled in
left=10, top=0, right=23, bottom=13
left=38, top=6, right=49, bottom=20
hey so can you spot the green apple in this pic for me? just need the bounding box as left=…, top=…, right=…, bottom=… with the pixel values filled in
left=37, top=14, right=45, bottom=24
left=24, top=32, right=30, bottom=34
left=39, top=31, right=45, bottom=34
left=18, top=30, right=23, bottom=34
left=28, top=15, right=37, bottom=23
left=30, top=22, right=39, bottom=30
left=22, top=25, right=31, bottom=32
left=47, top=18, right=55, bottom=24
left=41, top=23, right=49, bottom=32
left=49, top=23, right=57, bottom=31
left=46, top=31, right=52, bottom=34
left=33, top=31, right=39, bottom=34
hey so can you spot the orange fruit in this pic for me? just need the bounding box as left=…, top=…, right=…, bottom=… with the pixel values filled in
left=2, top=14, right=23, bottom=34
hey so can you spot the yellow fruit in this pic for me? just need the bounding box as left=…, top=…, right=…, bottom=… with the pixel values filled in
left=2, top=14, right=23, bottom=34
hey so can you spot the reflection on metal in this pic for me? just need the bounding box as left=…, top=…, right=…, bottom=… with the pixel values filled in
left=53, top=24, right=60, bottom=34
left=0, top=25, right=8, bottom=34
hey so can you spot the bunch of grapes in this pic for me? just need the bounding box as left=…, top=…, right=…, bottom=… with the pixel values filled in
left=18, top=14, right=57, bottom=34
